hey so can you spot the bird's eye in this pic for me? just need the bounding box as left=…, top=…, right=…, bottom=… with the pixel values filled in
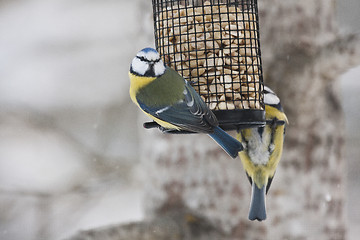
left=137, top=56, right=148, bottom=62
left=137, top=55, right=160, bottom=64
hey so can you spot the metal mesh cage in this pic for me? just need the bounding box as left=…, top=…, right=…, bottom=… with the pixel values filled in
left=152, top=0, right=265, bottom=130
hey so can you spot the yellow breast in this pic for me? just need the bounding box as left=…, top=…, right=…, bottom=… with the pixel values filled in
left=128, top=71, right=180, bottom=130
left=237, top=123, right=285, bottom=189
left=128, top=72, right=156, bottom=104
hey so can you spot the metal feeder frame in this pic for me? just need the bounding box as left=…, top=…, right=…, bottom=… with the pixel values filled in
left=148, top=0, right=266, bottom=132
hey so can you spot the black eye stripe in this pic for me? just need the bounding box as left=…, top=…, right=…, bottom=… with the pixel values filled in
left=137, top=56, right=147, bottom=62
left=263, top=90, right=274, bottom=95
left=136, top=56, right=160, bottom=63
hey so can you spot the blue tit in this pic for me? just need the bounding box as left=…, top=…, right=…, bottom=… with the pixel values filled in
left=129, top=47, right=243, bottom=158
left=237, top=86, right=288, bottom=221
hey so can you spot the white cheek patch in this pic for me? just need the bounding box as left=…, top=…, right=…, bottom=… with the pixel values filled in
left=264, top=92, right=280, bottom=105
left=131, top=57, right=149, bottom=75
left=153, top=61, right=166, bottom=76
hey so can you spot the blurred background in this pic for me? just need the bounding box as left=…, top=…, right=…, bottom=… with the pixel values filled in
left=0, top=0, right=359, bottom=239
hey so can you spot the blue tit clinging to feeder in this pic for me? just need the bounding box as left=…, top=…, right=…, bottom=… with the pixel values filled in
left=237, top=86, right=288, bottom=221
left=129, top=47, right=243, bottom=158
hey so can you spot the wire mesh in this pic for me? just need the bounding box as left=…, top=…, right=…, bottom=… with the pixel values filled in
left=152, top=0, right=265, bottom=129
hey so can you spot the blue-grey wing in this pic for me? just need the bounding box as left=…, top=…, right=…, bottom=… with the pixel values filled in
left=137, top=82, right=218, bottom=133
left=183, top=81, right=218, bottom=127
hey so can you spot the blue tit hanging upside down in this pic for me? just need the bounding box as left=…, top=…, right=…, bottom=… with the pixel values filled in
left=129, top=47, right=243, bottom=158
left=237, top=86, right=288, bottom=221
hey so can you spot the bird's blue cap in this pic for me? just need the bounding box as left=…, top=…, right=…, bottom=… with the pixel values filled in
left=140, top=47, right=158, bottom=54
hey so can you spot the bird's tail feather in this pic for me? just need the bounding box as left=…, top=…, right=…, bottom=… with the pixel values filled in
left=249, top=183, right=267, bottom=221
left=209, top=126, right=243, bottom=158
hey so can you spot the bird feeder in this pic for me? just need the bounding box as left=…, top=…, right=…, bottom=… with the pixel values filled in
left=147, top=0, right=265, bottom=132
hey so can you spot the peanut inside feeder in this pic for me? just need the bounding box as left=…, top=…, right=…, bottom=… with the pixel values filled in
left=152, top=0, right=265, bottom=130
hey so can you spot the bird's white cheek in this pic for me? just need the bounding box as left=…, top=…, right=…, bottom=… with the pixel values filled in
left=131, top=57, right=149, bottom=75
left=153, top=61, right=165, bottom=76
left=264, top=93, right=280, bottom=105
